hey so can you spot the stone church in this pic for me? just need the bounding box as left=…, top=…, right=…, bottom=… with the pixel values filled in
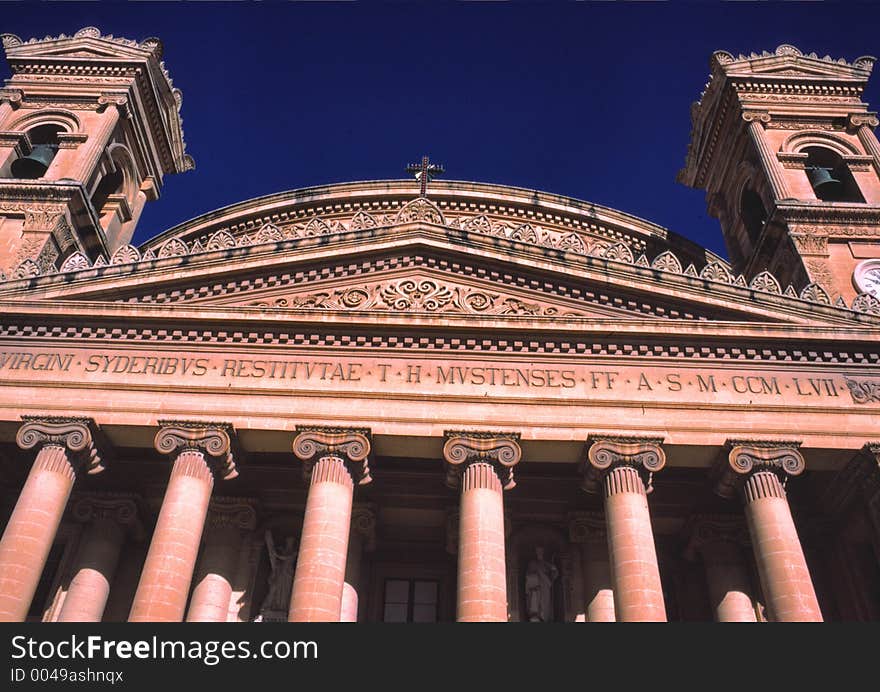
left=0, top=28, right=877, bottom=623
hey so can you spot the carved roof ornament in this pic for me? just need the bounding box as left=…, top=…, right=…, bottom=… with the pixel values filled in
left=713, top=440, right=805, bottom=500
left=154, top=420, right=240, bottom=480
left=581, top=435, right=666, bottom=494
left=405, top=155, right=445, bottom=198
left=16, top=415, right=109, bottom=475
left=442, top=430, right=522, bottom=491
left=292, top=425, right=372, bottom=486
left=683, top=514, right=750, bottom=561
left=394, top=196, right=445, bottom=225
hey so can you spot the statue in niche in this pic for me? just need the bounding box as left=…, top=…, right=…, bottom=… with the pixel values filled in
left=525, top=546, right=559, bottom=622
left=255, top=529, right=297, bottom=622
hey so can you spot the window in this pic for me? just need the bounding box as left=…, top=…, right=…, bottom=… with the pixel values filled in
left=11, top=124, right=62, bottom=179
left=382, top=579, right=438, bottom=622
left=803, top=146, right=864, bottom=203
left=740, top=187, right=767, bottom=244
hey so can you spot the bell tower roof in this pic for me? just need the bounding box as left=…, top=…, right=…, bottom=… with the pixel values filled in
left=1, top=27, right=193, bottom=179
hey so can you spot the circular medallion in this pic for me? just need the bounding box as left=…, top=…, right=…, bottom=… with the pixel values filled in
left=853, top=259, right=880, bottom=299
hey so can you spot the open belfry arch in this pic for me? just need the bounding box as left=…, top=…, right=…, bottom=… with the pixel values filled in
left=0, top=30, right=878, bottom=623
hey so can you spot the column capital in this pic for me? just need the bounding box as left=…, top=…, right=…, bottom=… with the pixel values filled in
left=70, top=492, right=143, bottom=539
left=0, top=88, right=23, bottom=108
left=742, top=109, right=771, bottom=124
left=848, top=111, right=879, bottom=129
left=567, top=511, right=607, bottom=544
left=154, top=420, right=240, bottom=480
left=442, top=430, right=522, bottom=491
left=97, top=92, right=131, bottom=118
left=292, top=425, right=372, bottom=485
left=683, top=514, right=749, bottom=561
left=205, top=497, right=258, bottom=533
left=580, top=435, right=665, bottom=494
left=820, top=442, right=880, bottom=516
left=16, top=416, right=109, bottom=475
left=351, top=503, right=377, bottom=551
left=714, top=439, right=805, bottom=499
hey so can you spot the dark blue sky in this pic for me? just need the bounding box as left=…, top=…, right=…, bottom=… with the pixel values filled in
left=3, top=2, right=880, bottom=256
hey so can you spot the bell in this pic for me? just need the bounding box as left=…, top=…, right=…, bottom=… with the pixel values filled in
left=806, top=166, right=842, bottom=194
left=10, top=144, right=57, bottom=179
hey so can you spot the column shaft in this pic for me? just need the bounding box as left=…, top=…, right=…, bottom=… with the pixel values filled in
left=0, top=445, right=75, bottom=622
left=747, top=119, right=790, bottom=200
left=289, top=456, right=354, bottom=622
left=457, top=462, right=508, bottom=622
left=186, top=526, right=240, bottom=622
left=57, top=519, right=124, bottom=622
left=603, top=466, right=666, bottom=622
left=129, top=450, right=213, bottom=622
left=856, top=124, right=880, bottom=179
left=340, top=531, right=363, bottom=623
left=742, top=471, right=822, bottom=621
left=580, top=542, right=616, bottom=622
left=699, top=540, right=757, bottom=622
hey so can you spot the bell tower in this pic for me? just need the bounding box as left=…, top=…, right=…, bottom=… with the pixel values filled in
left=680, top=44, right=880, bottom=305
left=0, top=27, right=192, bottom=277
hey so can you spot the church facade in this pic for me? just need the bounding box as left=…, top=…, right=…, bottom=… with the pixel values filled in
left=0, top=28, right=878, bottom=623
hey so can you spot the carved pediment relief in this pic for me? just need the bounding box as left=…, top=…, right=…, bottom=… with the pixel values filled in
left=203, top=271, right=605, bottom=318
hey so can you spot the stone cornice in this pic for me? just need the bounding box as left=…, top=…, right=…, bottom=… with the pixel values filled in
left=292, top=425, right=372, bottom=485
left=16, top=415, right=108, bottom=474
left=442, top=430, right=522, bottom=491
left=154, top=420, right=239, bottom=480
left=580, top=434, right=666, bottom=494
left=713, top=439, right=805, bottom=499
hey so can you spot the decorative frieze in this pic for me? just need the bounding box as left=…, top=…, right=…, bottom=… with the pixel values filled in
left=292, top=425, right=372, bottom=485
left=714, top=440, right=805, bottom=499
left=442, top=431, right=522, bottom=490
left=844, top=377, right=880, bottom=404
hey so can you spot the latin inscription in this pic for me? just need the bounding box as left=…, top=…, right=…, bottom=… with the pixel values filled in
left=0, top=349, right=870, bottom=405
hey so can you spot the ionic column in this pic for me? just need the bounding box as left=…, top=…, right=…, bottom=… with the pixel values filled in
left=186, top=498, right=257, bottom=622
left=685, top=515, right=756, bottom=622
left=714, top=440, right=822, bottom=622
left=0, top=417, right=107, bottom=622
left=443, top=431, right=521, bottom=622
left=289, top=426, right=372, bottom=622
left=129, top=421, right=239, bottom=622
left=63, top=95, right=126, bottom=182
left=568, top=512, right=615, bottom=622
left=743, top=110, right=790, bottom=200
left=581, top=435, right=667, bottom=622
left=341, top=504, right=376, bottom=623
left=57, top=495, right=140, bottom=622
left=848, top=113, right=880, bottom=179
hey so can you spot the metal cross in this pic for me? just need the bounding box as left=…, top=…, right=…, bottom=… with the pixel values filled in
left=406, top=155, right=445, bottom=197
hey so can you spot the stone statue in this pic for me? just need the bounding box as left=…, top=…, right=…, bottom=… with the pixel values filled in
left=525, top=546, right=558, bottom=622
left=256, top=529, right=297, bottom=621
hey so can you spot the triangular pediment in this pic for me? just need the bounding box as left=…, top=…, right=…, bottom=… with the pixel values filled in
left=3, top=223, right=875, bottom=328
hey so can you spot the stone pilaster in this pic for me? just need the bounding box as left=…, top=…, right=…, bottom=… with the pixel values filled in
left=743, top=110, right=790, bottom=200
left=443, top=431, right=521, bottom=622
left=129, top=421, right=238, bottom=622
left=581, top=435, right=666, bottom=622
left=714, top=440, right=822, bottom=622
left=568, top=512, right=615, bottom=622
left=289, top=426, right=371, bottom=622
left=684, top=515, right=756, bottom=622
left=186, top=498, right=257, bottom=622
left=0, top=417, right=107, bottom=622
